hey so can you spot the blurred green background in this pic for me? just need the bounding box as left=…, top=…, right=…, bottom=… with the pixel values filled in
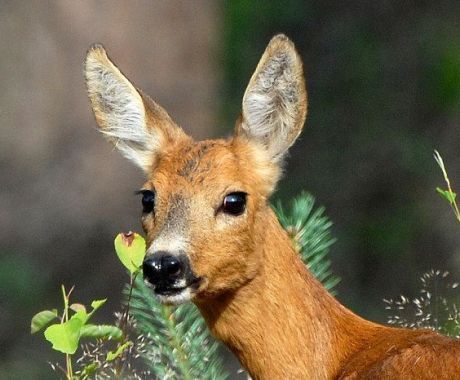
left=1, top=1, right=459, bottom=378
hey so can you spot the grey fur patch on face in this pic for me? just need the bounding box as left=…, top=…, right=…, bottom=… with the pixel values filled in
left=164, top=194, right=188, bottom=233
left=149, top=194, right=190, bottom=255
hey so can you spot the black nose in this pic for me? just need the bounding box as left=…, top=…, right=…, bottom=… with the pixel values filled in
left=143, top=252, right=185, bottom=287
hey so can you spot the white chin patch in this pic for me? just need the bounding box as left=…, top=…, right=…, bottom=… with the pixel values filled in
left=154, top=287, right=193, bottom=306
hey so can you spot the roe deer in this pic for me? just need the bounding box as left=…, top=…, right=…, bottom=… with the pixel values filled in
left=85, top=34, right=460, bottom=379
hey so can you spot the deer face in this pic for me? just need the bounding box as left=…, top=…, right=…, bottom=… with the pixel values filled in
left=138, top=139, right=270, bottom=304
left=85, top=35, right=307, bottom=304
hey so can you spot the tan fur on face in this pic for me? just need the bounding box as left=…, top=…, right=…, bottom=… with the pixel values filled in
left=140, top=138, right=277, bottom=297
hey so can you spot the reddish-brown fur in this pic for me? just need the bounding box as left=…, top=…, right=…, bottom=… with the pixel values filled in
left=85, top=35, right=460, bottom=379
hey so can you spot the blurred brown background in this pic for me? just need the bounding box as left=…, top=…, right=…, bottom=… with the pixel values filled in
left=1, top=1, right=459, bottom=378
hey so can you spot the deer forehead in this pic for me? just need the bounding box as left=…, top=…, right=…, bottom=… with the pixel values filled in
left=142, top=140, right=259, bottom=252
left=150, top=139, right=256, bottom=194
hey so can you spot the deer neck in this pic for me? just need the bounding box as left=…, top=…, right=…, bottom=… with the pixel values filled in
left=197, top=207, right=382, bottom=379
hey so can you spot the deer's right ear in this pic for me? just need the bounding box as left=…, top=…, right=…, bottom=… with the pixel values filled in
left=236, top=35, right=307, bottom=163
left=84, top=44, right=188, bottom=172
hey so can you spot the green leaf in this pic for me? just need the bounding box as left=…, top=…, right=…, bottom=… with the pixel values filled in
left=31, top=309, right=58, bottom=334
left=44, top=317, right=84, bottom=354
left=72, top=309, right=90, bottom=324
left=81, top=362, right=99, bottom=376
left=114, top=232, right=146, bottom=274
left=89, top=299, right=106, bottom=314
left=70, top=303, right=86, bottom=313
left=79, top=298, right=106, bottom=322
left=43, top=298, right=108, bottom=354
left=436, top=187, right=457, bottom=204
left=106, top=341, right=133, bottom=361
left=80, top=324, right=123, bottom=340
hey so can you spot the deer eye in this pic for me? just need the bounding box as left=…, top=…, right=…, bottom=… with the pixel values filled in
left=222, top=192, right=247, bottom=216
left=137, top=190, right=155, bottom=213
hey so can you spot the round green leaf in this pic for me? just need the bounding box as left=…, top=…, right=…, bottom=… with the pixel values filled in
left=114, top=232, right=146, bottom=274
left=44, top=318, right=83, bottom=354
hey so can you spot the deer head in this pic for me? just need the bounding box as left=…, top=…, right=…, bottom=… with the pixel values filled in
left=85, top=34, right=307, bottom=305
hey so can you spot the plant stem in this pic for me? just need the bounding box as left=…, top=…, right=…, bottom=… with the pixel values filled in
left=114, top=272, right=138, bottom=378
left=66, top=354, right=73, bottom=380
left=434, top=150, right=460, bottom=222
left=123, top=272, right=137, bottom=329
left=61, top=285, right=74, bottom=379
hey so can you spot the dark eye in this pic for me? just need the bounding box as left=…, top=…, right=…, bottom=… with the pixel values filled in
left=222, top=192, right=247, bottom=216
left=138, top=190, right=155, bottom=213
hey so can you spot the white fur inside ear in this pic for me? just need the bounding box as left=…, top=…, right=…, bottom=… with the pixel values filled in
left=85, top=53, right=160, bottom=170
left=242, top=48, right=304, bottom=161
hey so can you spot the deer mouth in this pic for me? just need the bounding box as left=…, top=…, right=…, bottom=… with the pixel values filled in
left=151, top=277, right=202, bottom=305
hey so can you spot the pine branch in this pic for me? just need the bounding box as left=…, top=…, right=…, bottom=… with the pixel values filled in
left=126, top=277, right=227, bottom=380
left=275, top=191, right=340, bottom=293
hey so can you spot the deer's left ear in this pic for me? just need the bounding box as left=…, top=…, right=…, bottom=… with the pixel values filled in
left=236, top=34, right=307, bottom=162
left=84, top=44, right=189, bottom=173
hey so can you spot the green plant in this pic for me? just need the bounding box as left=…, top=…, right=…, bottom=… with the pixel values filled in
left=434, top=150, right=460, bottom=223
left=275, top=191, right=340, bottom=293
left=382, top=152, right=460, bottom=338
left=384, top=270, right=459, bottom=338
left=127, top=277, right=226, bottom=380
left=30, top=232, right=146, bottom=379
left=31, top=286, right=122, bottom=379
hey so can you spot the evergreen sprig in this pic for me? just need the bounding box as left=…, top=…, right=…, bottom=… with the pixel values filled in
left=127, top=277, right=227, bottom=380
left=275, top=191, right=340, bottom=293
left=128, top=191, right=339, bottom=378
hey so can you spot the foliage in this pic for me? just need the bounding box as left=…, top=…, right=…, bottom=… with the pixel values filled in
left=275, top=192, right=340, bottom=293
left=127, top=277, right=226, bottom=380
left=75, top=314, right=152, bottom=379
left=434, top=150, right=460, bottom=223
left=384, top=270, right=459, bottom=338
left=31, top=286, right=122, bottom=379
left=383, top=152, right=460, bottom=338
